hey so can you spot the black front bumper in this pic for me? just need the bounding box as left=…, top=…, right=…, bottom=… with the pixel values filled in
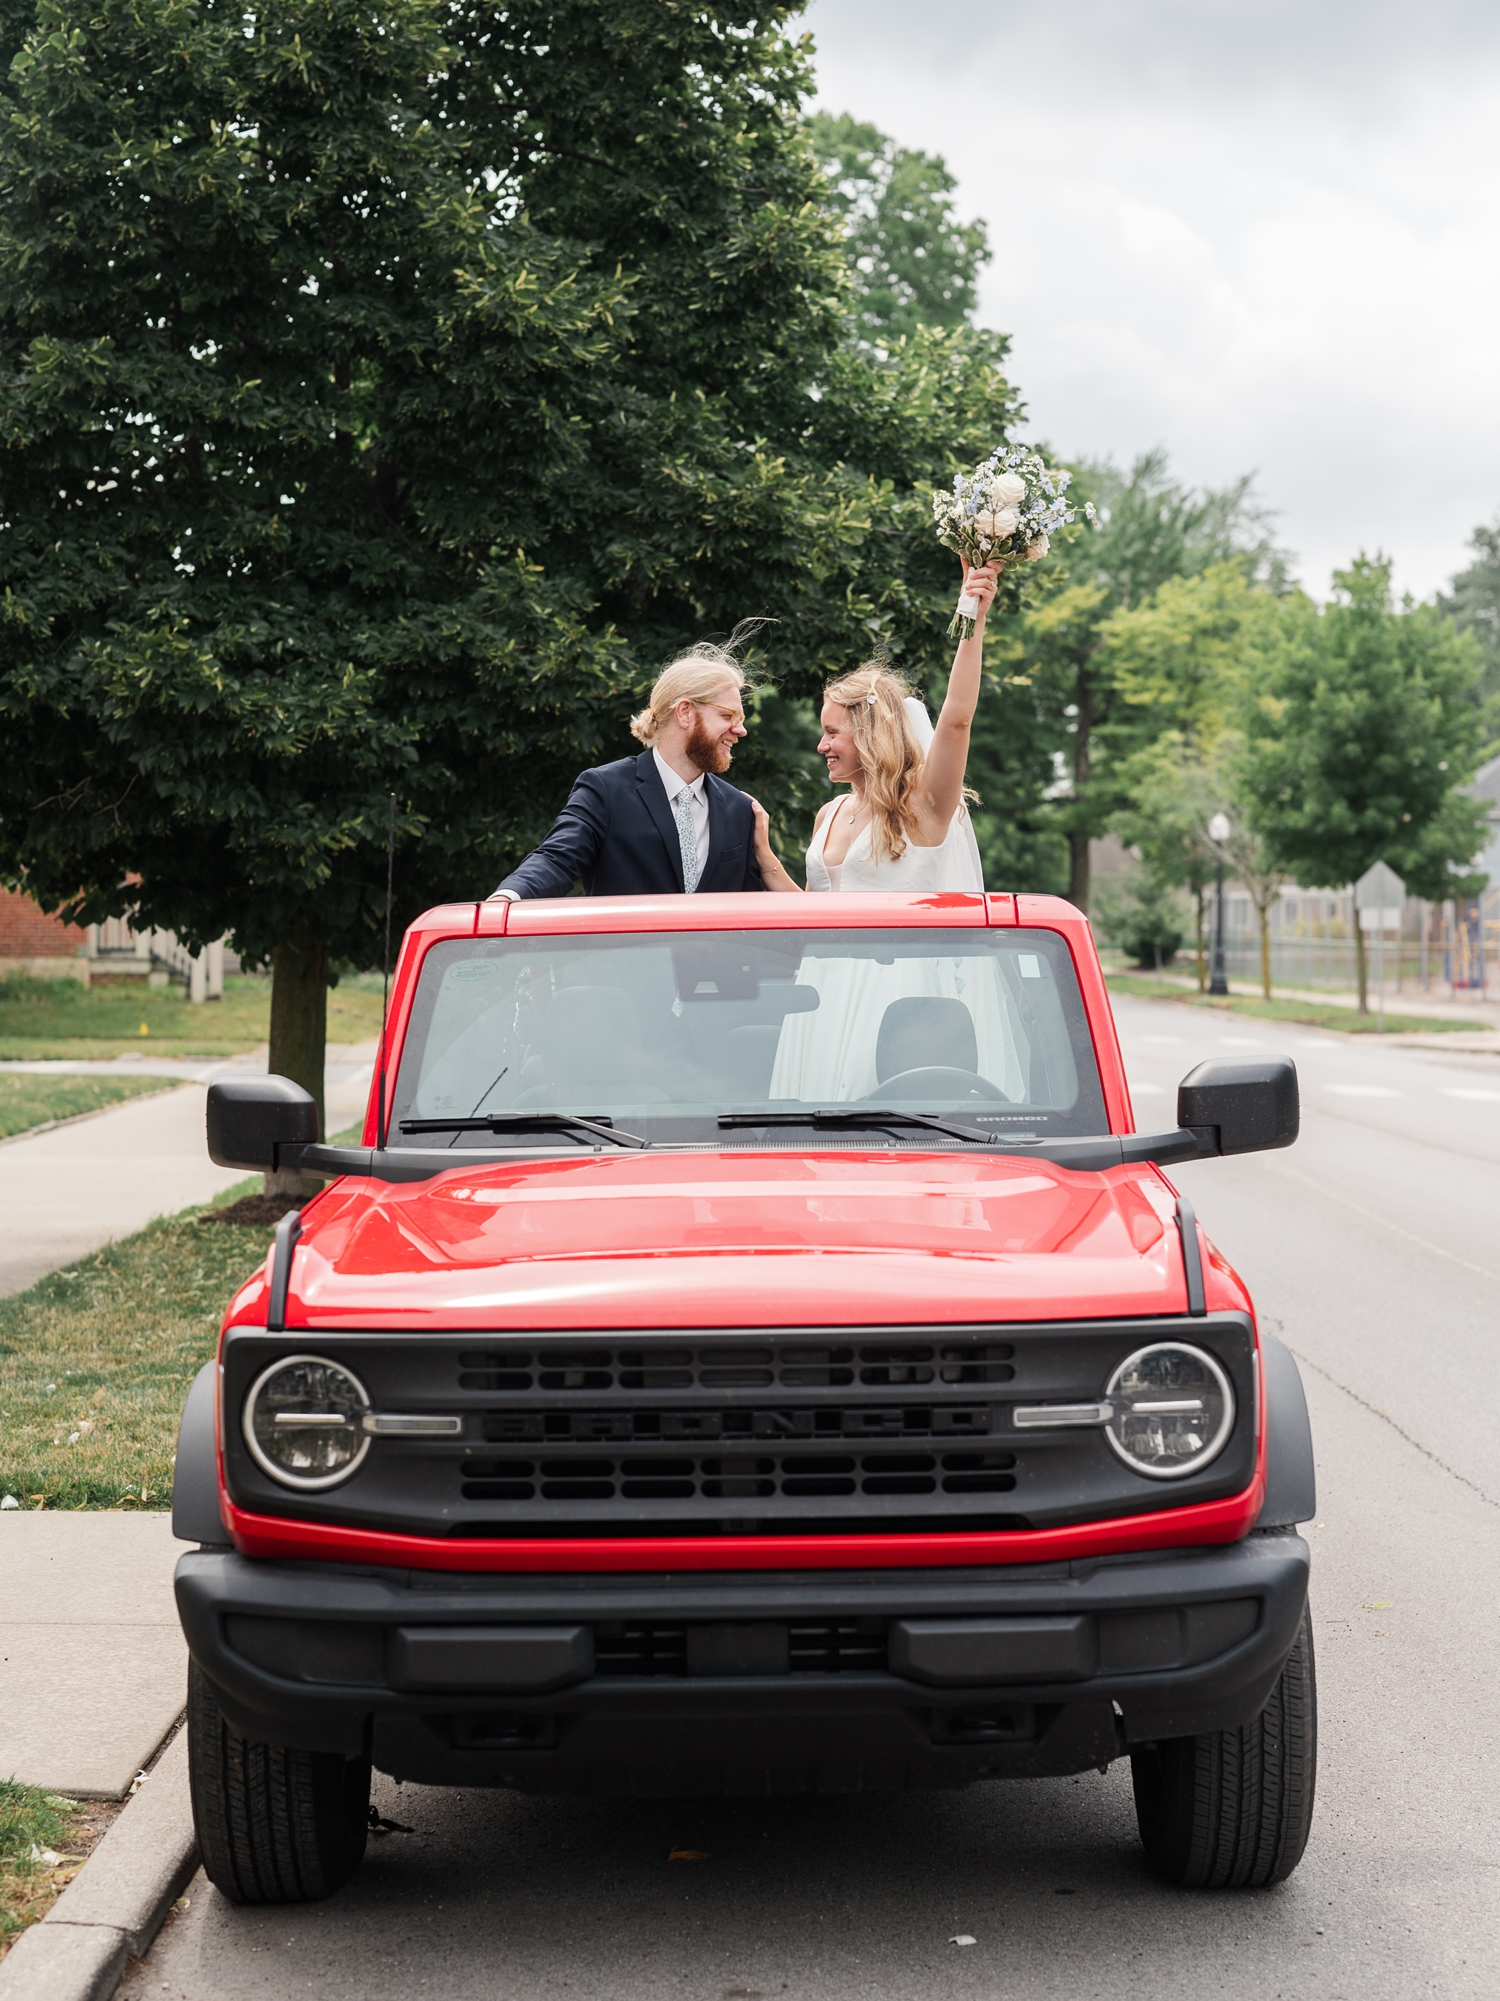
left=175, top=1535, right=1309, bottom=1794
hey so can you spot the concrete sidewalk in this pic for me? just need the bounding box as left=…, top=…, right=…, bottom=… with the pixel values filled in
left=0, top=1042, right=378, bottom=1296
left=0, top=1513, right=184, bottom=1798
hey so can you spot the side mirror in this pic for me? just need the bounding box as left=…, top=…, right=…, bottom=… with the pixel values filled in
left=1177, top=1057, right=1298, bottom=1155
left=207, top=1075, right=318, bottom=1171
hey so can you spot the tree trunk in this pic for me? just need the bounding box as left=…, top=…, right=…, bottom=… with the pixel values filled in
left=266, top=935, right=328, bottom=1198
left=1257, top=899, right=1272, bottom=1001
left=1068, top=832, right=1090, bottom=911
left=1193, top=881, right=1206, bottom=992
left=1353, top=911, right=1369, bottom=1014
left=1066, top=673, right=1094, bottom=911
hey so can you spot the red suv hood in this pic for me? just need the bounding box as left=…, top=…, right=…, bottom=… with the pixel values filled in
left=233, top=1151, right=1231, bottom=1331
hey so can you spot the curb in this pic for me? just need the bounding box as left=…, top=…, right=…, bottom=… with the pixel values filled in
left=0, top=1082, right=185, bottom=1151
left=0, top=1725, right=198, bottom=2001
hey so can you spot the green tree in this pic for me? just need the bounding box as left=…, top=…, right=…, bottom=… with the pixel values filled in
left=805, top=111, right=990, bottom=347
left=1439, top=515, right=1500, bottom=707
left=973, top=453, right=1287, bottom=908
left=1103, top=565, right=1273, bottom=985
left=0, top=0, right=1022, bottom=1155
left=1111, top=734, right=1222, bottom=989
left=1240, top=559, right=1488, bottom=1010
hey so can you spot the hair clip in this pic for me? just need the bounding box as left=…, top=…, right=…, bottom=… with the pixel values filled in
left=866, top=693, right=878, bottom=706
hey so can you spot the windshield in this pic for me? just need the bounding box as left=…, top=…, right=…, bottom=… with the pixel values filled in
left=390, top=928, right=1108, bottom=1147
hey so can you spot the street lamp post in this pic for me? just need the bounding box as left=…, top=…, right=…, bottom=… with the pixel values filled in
left=1208, top=812, right=1231, bottom=996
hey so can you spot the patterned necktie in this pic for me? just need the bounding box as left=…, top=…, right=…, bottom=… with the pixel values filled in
left=673, top=785, right=701, bottom=893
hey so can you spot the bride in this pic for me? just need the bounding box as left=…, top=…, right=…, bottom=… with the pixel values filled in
left=748, top=559, right=998, bottom=894
left=747, top=560, right=1000, bottom=1103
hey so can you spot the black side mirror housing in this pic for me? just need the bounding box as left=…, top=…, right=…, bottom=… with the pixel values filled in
left=1177, top=1057, right=1299, bottom=1155
left=207, top=1075, right=318, bottom=1171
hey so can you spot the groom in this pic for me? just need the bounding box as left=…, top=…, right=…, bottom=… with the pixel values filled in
left=489, top=649, right=766, bottom=900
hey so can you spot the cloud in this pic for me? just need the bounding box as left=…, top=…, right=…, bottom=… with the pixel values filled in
left=804, top=0, right=1500, bottom=597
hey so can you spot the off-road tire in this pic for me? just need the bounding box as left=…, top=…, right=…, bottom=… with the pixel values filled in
left=187, top=1660, right=370, bottom=1904
left=1130, top=1608, right=1316, bottom=1887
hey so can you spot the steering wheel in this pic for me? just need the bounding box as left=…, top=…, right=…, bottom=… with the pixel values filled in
left=861, top=1066, right=1009, bottom=1104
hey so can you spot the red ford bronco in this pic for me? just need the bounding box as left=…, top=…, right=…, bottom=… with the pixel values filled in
left=174, top=891, right=1315, bottom=1902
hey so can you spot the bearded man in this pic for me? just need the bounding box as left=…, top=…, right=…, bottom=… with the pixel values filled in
left=488, top=645, right=767, bottom=900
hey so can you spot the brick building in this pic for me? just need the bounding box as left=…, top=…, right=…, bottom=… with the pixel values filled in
left=0, top=885, right=229, bottom=996
left=0, top=886, right=90, bottom=980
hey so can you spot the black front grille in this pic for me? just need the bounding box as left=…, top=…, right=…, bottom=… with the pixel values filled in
left=593, top=1622, right=887, bottom=1675
left=220, top=1315, right=1260, bottom=1541
left=460, top=1449, right=1017, bottom=1504
left=459, top=1340, right=1014, bottom=1396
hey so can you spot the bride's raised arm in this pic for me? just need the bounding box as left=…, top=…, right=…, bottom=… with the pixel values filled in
left=916, top=559, right=998, bottom=835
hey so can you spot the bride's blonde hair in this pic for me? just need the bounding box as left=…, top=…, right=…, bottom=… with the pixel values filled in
left=822, top=664, right=927, bottom=863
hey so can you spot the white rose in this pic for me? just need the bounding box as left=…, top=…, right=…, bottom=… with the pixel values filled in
left=973, top=510, right=998, bottom=537
left=989, top=506, right=1021, bottom=539
left=1025, top=535, right=1050, bottom=561
left=989, top=472, right=1027, bottom=508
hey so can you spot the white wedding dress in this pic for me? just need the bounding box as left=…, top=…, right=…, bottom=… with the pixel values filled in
left=803, top=801, right=983, bottom=893
left=768, top=700, right=996, bottom=1102
left=802, top=697, right=985, bottom=895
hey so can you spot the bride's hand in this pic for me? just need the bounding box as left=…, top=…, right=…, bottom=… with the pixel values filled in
left=742, top=793, right=803, bottom=891
left=960, top=557, right=1000, bottom=621
left=744, top=793, right=775, bottom=863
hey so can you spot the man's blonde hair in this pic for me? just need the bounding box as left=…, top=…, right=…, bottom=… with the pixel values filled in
left=629, top=642, right=748, bottom=747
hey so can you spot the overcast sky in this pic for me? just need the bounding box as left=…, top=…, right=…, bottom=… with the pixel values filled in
left=804, top=0, right=1500, bottom=601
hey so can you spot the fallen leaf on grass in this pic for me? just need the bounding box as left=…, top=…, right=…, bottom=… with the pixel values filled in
left=949, top=1934, right=977, bottom=1947
left=1362, top=1601, right=1393, bottom=1611
left=668, top=1848, right=711, bottom=1862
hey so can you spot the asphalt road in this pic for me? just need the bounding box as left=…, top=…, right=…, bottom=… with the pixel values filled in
left=125, top=995, right=1500, bottom=2000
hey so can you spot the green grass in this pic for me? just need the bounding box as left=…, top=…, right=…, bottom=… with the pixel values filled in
left=0, top=1779, right=82, bottom=1955
left=0, top=1073, right=179, bottom=1141
left=0, top=972, right=387, bottom=1061
left=0, top=1178, right=273, bottom=1511
left=1105, top=971, right=1481, bottom=1035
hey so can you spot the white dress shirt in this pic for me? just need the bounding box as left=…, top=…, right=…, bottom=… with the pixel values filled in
left=654, top=748, right=710, bottom=885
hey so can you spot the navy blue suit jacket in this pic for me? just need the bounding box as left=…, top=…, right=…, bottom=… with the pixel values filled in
left=493, top=751, right=766, bottom=899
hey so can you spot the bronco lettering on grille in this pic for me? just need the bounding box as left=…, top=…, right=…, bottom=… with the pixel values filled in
left=482, top=1405, right=995, bottom=1444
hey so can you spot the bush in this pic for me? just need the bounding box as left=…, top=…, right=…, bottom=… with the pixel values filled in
left=1096, top=874, right=1187, bottom=970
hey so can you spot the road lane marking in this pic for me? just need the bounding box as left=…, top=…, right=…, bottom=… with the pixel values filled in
left=1439, top=1088, right=1500, bottom=1102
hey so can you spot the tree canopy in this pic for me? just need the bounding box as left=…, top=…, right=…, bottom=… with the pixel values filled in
left=0, top=0, right=1020, bottom=1134
left=804, top=111, right=990, bottom=348
left=1235, top=558, right=1487, bottom=1003
left=968, top=452, right=1288, bottom=903
left=1440, top=516, right=1500, bottom=709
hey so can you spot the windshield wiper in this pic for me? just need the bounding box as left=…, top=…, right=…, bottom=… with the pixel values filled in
left=717, top=1109, right=995, bottom=1146
left=398, top=1114, right=650, bottom=1150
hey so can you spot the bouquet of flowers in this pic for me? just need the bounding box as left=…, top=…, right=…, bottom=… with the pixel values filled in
left=932, top=445, right=1093, bottom=639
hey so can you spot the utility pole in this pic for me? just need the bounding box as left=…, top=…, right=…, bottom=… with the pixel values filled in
left=1208, top=812, right=1231, bottom=997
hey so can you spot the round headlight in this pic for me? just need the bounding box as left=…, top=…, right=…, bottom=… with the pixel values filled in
left=244, top=1355, right=371, bottom=1490
left=1103, top=1342, right=1234, bottom=1480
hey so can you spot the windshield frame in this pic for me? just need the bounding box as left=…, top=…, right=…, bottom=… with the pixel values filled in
left=383, top=912, right=1114, bottom=1156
